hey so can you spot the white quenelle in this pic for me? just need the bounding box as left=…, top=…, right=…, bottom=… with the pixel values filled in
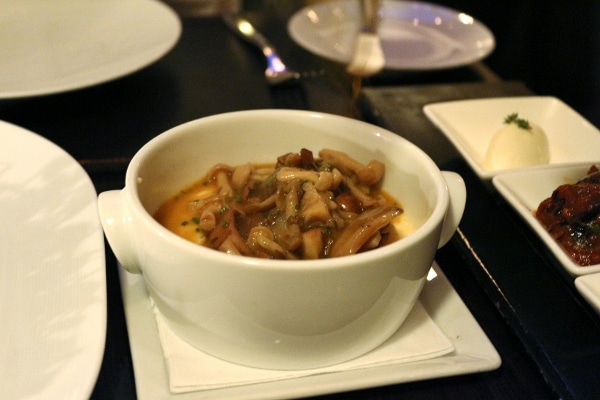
left=97, top=110, right=466, bottom=370
left=484, top=114, right=550, bottom=171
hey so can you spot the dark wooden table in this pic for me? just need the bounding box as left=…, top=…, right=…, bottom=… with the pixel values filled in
left=1, top=1, right=598, bottom=399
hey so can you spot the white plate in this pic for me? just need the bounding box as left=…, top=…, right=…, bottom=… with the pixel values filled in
left=288, top=0, right=495, bottom=70
left=0, top=0, right=181, bottom=98
left=575, top=273, right=600, bottom=314
left=120, top=263, right=501, bottom=400
left=424, top=96, right=600, bottom=181
left=0, top=121, right=106, bottom=399
left=492, top=163, right=600, bottom=276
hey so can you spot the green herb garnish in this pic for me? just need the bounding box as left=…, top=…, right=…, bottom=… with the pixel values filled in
left=504, top=113, right=531, bottom=130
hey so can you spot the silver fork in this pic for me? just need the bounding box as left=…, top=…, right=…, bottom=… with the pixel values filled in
left=223, top=14, right=307, bottom=86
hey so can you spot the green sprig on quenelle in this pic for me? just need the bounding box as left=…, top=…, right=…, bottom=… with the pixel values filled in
left=504, top=113, right=532, bottom=130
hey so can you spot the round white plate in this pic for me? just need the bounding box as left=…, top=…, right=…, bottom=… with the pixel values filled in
left=0, top=0, right=181, bottom=98
left=288, top=0, right=495, bottom=70
left=0, top=120, right=106, bottom=399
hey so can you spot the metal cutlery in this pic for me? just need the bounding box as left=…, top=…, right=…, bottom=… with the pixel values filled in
left=223, top=14, right=313, bottom=86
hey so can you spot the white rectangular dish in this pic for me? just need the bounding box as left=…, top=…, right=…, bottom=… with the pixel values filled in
left=423, top=96, right=600, bottom=181
left=493, top=163, right=600, bottom=276
left=575, top=273, right=600, bottom=314
left=120, top=263, right=501, bottom=400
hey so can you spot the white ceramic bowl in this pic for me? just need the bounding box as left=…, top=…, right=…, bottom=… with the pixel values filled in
left=98, top=110, right=466, bottom=370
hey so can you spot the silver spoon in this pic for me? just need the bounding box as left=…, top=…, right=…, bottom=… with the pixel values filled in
left=223, top=14, right=306, bottom=85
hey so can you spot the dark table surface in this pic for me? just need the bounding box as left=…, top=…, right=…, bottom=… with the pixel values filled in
left=2, top=1, right=599, bottom=399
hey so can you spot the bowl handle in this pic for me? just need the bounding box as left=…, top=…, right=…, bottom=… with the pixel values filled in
left=97, top=190, right=141, bottom=274
left=438, top=171, right=466, bottom=248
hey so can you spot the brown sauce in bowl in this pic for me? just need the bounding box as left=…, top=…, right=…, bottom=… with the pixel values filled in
left=535, top=165, right=600, bottom=266
left=154, top=149, right=411, bottom=260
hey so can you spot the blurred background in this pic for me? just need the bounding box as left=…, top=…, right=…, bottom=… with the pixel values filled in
left=436, top=0, right=600, bottom=128
left=241, top=0, right=600, bottom=127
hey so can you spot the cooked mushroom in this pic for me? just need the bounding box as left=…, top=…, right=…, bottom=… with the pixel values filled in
left=155, top=148, right=404, bottom=259
left=319, top=149, right=385, bottom=185
left=329, top=206, right=402, bottom=257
